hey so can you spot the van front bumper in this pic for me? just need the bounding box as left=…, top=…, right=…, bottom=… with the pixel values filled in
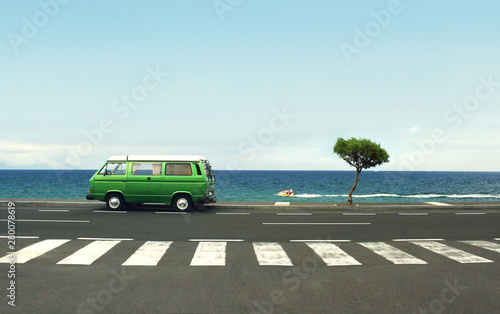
left=86, top=194, right=94, bottom=200
left=201, top=196, right=216, bottom=204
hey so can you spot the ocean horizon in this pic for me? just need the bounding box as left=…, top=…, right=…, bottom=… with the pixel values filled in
left=0, top=169, right=499, bottom=203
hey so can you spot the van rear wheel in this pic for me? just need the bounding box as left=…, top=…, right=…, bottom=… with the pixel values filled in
left=173, top=195, right=192, bottom=212
left=106, top=193, right=125, bottom=210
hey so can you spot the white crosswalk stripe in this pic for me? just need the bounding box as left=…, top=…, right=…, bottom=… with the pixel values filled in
left=190, top=241, right=226, bottom=266
left=253, top=242, right=293, bottom=266
left=359, top=242, right=427, bottom=264
left=122, top=241, right=173, bottom=266
left=410, top=241, right=493, bottom=264
left=57, top=240, right=121, bottom=265
left=0, top=239, right=70, bottom=264
left=460, top=240, right=500, bottom=254
left=306, top=242, right=361, bottom=266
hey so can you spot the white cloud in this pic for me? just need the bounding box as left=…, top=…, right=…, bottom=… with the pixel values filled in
left=409, top=125, right=420, bottom=133
left=0, top=140, right=66, bottom=168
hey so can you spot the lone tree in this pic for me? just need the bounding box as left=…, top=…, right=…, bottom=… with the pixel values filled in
left=333, top=137, right=389, bottom=205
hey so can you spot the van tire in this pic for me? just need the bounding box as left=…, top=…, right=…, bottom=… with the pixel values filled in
left=106, top=193, right=125, bottom=210
left=173, top=195, right=192, bottom=212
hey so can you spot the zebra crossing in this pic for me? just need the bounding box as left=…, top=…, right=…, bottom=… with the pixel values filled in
left=0, top=239, right=499, bottom=267
left=306, top=242, right=362, bottom=266
left=57, top=240, right=121, bottom=265
left=122, top=241, right=173, bottom=266
left=253, top=242, right=293, bottom=266
left=358, top=242, right=427, bottom=265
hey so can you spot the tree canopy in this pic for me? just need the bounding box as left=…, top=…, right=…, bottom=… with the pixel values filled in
left=334, top=137, right=389, bottom=171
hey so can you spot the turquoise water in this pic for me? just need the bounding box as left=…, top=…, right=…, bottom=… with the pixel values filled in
left=1, top=170, right=500, bottom=203
left=216, top=170, right=500, bottom=203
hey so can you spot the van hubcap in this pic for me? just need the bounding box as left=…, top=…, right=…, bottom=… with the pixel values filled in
left=177, top=198, right=188, bottom=210
left=109, top=197, right=120, bottom=209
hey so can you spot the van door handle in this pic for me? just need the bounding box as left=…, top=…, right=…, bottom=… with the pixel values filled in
left=147, top=177, right=151, bottom=180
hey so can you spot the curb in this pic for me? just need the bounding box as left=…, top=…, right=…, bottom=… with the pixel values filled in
left=206, top=203, right=500, bottom=211
left=1, top=199, right=499, bottom=211
left=0, top=199, right=105, bottom=209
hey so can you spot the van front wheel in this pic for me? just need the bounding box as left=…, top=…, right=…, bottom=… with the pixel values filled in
left=106, top=193, right=125, bottom=210
left=173, top=195, right=192, bottom=212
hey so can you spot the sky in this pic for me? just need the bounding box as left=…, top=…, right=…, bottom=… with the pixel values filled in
left=1, top=0, right=499, bottom=171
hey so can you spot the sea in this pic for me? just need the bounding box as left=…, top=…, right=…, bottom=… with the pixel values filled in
left=1, top=170, right=500, bottom=203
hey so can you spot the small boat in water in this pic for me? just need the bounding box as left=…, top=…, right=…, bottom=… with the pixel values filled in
left=278, top=190, right=295, bottom=197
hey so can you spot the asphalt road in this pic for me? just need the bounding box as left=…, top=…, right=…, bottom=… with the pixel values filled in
left=0, top=201, right=499, bottom=313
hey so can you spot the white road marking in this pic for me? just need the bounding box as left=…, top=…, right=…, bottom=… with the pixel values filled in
left=461, top=241, right=500, bottom=254
left=189, top=239, right=244, bottom=242
left=410, top=241, right=493, bottom=263
left=190, top=241, right=226, bottom=266
left=263, top=223, right=371, bottom=225
left=274, top=202, right=290, bottom=206
left=77, top=237, right=133, bottom=241
left=216, top=212, right=251, bottom=215
left=0, top=236, right=39, bottom=239
left=277, top=213, right=312, bottom=216
left=38, top=210, right=69, bottom=212
left=0, top=219, right=89, bottom=223
left=425, top=202, right=452, bottom=206
left=454, top=212, right=485, bottom=215
left=398, top=213, right=429, bottom=216
left=290, top=240, right=351, bottom=243
left=122, top=241, right=172, bottom=266
left=343, top=213, right=376, bottom=216
left=93, top=210, right=127, bottom=213
left=306, top=242, right=361, bottom=266
left=359, top=242, right=427, bottom=264
left=0, top=239, right=70, bottom=264
left=253, top=242, right=293, bottom=266
left=393, top=238, right=444, bottom=242
left=57, top=240, right=121, bottom=265
left=14, top=201, right=87, bottom=204
left=9, top=200, right=86, bottom=205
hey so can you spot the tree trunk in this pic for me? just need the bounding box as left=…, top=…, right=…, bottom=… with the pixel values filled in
left=347, top=168, right=361, bottom=205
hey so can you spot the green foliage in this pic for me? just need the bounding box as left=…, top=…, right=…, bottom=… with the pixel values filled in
left=333, top=137, right=389, bottom=170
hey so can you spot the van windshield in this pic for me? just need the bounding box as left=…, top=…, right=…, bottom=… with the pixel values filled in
left=99, top=162, right=127, bottom=175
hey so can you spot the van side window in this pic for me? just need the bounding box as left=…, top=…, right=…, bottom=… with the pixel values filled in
left=165, top=163, right=192, bottom=176
left=99, top=163, right=127, bottom=175
left=195, top=164, right=202, bottom=176
left=132, top=163, right=162, bottom=175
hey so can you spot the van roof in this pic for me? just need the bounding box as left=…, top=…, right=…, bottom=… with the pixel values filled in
left=107, top=155, right=207, bottom=162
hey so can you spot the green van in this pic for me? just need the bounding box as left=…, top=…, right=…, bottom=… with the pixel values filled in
left=86, top=155, right=216, bottom=211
